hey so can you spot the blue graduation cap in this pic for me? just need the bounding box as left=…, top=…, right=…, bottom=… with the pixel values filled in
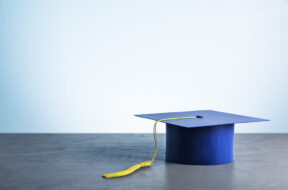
left=135, top=110, right=269, bottom=165
left=103, top=110, right=268, bottom=178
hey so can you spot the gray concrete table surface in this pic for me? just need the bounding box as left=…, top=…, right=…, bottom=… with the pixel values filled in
left=0, top=134, right=288, bottom=190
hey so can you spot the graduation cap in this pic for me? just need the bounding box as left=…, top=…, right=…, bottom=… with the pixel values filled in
left=103, top=110, right=269, bottom=178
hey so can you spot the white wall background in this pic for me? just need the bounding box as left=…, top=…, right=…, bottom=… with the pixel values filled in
left=0, top=0, right=287, bottom=133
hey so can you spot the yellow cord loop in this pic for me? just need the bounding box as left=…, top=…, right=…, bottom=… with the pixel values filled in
left=102, top=116, right=198, bottom=178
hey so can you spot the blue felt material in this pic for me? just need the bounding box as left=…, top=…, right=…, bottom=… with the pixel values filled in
left=136, top=110, right=268, bottom=165
left=166, top=123, right=234, bottom=165
left=135, top=110, right=269, bottom=128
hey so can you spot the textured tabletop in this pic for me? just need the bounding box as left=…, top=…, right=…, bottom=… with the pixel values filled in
left=0, top=134, right=288, bottom=190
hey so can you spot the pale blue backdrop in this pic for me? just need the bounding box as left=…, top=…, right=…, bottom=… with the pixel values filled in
left=0, top=0, right=287, bottom=133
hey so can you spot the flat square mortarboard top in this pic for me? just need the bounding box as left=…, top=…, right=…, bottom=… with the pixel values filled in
left=135, top=110, right=269, bottom=128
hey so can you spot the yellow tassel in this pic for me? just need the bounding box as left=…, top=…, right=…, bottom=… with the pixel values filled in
left=103, top=161, right=151, bottom=178
left=102, top=116, right=198, bottom=178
